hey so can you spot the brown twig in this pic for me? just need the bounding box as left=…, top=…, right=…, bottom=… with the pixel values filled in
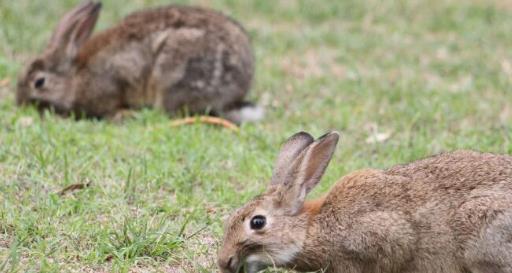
left=170, top=116, right=239, bottom=132
left=58, top=182, right=92, bottom=196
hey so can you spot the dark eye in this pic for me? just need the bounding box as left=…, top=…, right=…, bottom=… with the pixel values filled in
left=250, top=215, right=266, bottom=230
left=34, top=77, right=45, bottom=89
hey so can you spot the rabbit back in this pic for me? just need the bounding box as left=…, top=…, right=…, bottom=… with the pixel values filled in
left=309, top=151, right=512, bottom=273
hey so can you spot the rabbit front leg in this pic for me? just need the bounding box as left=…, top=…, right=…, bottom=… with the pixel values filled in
left=462, top=208, right=512, bottom=273
left=323, top=261, right=365, bottom=273
left=108, top=109, right=136, bottom=123
left=332, top=211, right=416, bottom=273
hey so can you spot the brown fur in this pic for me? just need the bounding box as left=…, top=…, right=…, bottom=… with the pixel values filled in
left=17, top=2, right=256, bottom=123
left=219, top=132, right=512, bottom=273
left=301, top=197, right=325, bottom=217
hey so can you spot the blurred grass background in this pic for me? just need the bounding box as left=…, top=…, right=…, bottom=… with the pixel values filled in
left=0, top=0, right=511, bottom=272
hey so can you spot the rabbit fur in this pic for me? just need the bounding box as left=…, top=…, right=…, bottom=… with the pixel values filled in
left=16, top=1, right=259, bottom=123
left=218, top=131, right=512, bottom=273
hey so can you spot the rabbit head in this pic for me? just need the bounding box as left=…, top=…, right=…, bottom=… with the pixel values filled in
left=16, top=1, right=101, bottom=115
left=218, top=131, right=339, bottom=273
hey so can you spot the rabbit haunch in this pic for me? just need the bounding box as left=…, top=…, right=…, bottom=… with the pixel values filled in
left=17, top=2, right=257, bottom=123
left=218, top=131, right=512, bottom=273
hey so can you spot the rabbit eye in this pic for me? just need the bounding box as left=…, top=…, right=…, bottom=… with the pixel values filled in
left=34, top=77, right=45, bottom=89
left=250, top=215, right=266, bottom=230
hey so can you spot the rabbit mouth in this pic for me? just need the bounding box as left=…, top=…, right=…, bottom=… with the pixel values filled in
left=241, top=260, right=268, bottom=273
left=226, top=257, right=267, bottom=273
left=32, top=99, right=70, bottom=116
left=235, top=255, right=269, bottom=273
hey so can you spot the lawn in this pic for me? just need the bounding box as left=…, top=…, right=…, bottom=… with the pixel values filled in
left=0, top=0, right=511, bottom=272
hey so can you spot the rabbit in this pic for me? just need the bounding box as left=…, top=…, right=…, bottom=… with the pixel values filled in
left=16, top=1, right=261, bottom=123
left=218, top=131, right=512, bottom=273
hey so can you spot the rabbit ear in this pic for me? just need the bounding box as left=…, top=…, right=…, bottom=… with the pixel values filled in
left=273, top=132, right=340, bottom=215
left=270, top=132, right=314, bottom=186
left=47, top=1, right=101, bottom=58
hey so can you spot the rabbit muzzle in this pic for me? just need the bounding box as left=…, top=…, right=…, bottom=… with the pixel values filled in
left=218, top=254, right=242, bottom=273
left=31, top=98, right=71, bottom=117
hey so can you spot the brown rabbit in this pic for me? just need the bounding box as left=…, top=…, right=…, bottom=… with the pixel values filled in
left=16, top=1, right=260, bottom=123
left=218, top=131, right=512, bottom=273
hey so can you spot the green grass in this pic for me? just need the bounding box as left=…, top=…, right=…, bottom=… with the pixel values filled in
left=1, top=0, right=512, bottom=272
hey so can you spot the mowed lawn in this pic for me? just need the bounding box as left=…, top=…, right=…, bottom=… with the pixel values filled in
left=1, top=0, right=511, bottom=272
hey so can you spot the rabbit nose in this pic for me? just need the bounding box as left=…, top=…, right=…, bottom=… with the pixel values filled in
left=218, top=255, right=237, bottom=273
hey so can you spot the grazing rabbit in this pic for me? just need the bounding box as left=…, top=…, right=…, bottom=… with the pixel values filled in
left=218, top=131, right=512, bottom=273
left=16, top=1, right=260, bottom=123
